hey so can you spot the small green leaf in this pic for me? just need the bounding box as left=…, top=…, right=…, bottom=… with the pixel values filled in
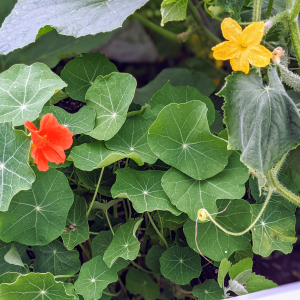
left=184, top=200, right=252, bottom=261
left=4, top=244, right=24, bottom=267
left=70, top=141, right=143, bottom=171
left=149, top=83, right=215, bottom=125
left=159, top=245, right=202, bottom=285
left=218, top=259, right=231, bottom=288
left=0, top=168, right=74, bottom=245
left=0, top=63, right=66, bottom=126
left=103, top=218, right=143, bottom=267
left=0, top=123, right=35, bottom=211
left=232, top=244, right=253, bottom=264
left=154, top=211, right=188, bottom=230
left=229, top=258, right=253, bottom=280
left=192, top=280, right=224, bottom=300
left=145, top=245, right=166, bottom=273
left=215, top=0, right=245, bottom=21
left=61, top=53, right=117, bottom=102
left=161, top=0, right=188, bottom=25
left=0, top=272, right=20, bottom=284
left=219, top=66, right=300, bottom=174
left=92, top=230, right=113, bottom=257
left=162, top=151, right=248, bottom=220
left=33, top=240, right=80, bottom=276
left=40, top=106, right=96, bottom=135
left=74, top=255, right=128, bottom=300
left=61, top=196, right=89, bottom=250
left=228, top=279, right=248, bottom=296
left=106, top=115, right=157, bottom=164
left=111, top=169, right=180, bottom=215
left=245, top=273, right=277, bottom=293
left=133, top=68, right=215, bottom=105
left=0, top=272, right=76, bottom=299
left=251, top=202, right=296, bottom=257
left=126, top=268, right=160, bottom=300
left=49, top=90, right=68, bottom=105
left=148, top=101, right=230, bottom=180
left=86, top=72, right=137, bottom=140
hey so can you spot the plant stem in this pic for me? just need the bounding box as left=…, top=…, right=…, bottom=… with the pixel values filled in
left=187, top=0, right=221, bottom=44
left=105, top=210, right=115, bottom=236
left=274, top=153, right=287, bottom=174
left=86, top=167, right=105, bottom=219
left=133, top=13, right=179, bottom=43
left=252, top=0, right=262, bottom=22
left=289, top=18, right=300, bottom=64
left=146, top=211, right=169, bottom=248
left=126, top=105, right=147, bottom=118
left=89, top=231, right=99, bottom=235
left=290, top=0, right=300, bottom=21
left=127, top=199, right=132, bottom=219
left=202, top=189, right=273, bottom=236
left=266, top=0, right=274, bottom=18
left=131, top=260, right=155, bottom=274
left=79, top=243, right=91, bottom=260
left=54, top=274, right=78, bottom=279
left=113, top=203, right=118, bottom=218
left=123, top=200, right=128, bottom=221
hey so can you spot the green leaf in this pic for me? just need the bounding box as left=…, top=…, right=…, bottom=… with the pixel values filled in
left=40, top=106, right=96, bottom=135
left=0, top=241, right=29, bottom=275
left=61, top=53, right=117, bottom=102
left=0, top=272, right=20, bottom=285
left=0, top=168, right=74, bottom=245
left=154, top=211, right=188, bottom=230
left=229, top=258, right=253, bottom=280
left=219, top=66, right=300, bottom=175
left=70, top=141, right=143, bottom=171
left=76, top=168, right=115, bottom=197
left=245, top=273, right=277, bottom=293
left=231, top=244, right=253, bottom=264
left=92, top=230, right=113, bottom=257
left=218, top=259, right=231, bottom=288
left=0, top=30, right=115, bottom=71
left=228, top=279, right=248, bottom=296
left=148, top=101, right=230, bottom=180
left=4, top=244, right=24, bottom=268
left=145, top=245, right=166, bottom=273
left=162, top=151, right=248, bottom=220
left=148, top=82, right=215, bottom=125
left=0, top=123, right=35, bottom=211
left=159, top=245, right=202, bottom=285
left=215, top=0, right=245, bottom=21
left=106, top=115, right=157, bottom=164
left=192, top=280, right=224, bottom=300
left=133, top=68, right=215, bottom=105
left=33, top=240, right=80, bottom=276
left=0, top=272, right=76, bottom=299
left=184, top=200, right=252, bottom=261
left=126, top=268, right=160, bottom=300
left=251, top=202, right=296, bottom=257
left=49, top=90, right=68, bottom=105
left=111, top=169, right=180, bottom=215
left=0, top=63, right=66, bottom=126
left=0, top=1, right=17, bottom=27
left=61, top=196, right=89, bottom=250
left=161, top=0, right=188, bottom=25
left=85, top=72, right=137, bottom=140
left=103, top=218, right=143, bottom=267
left=0, top=0, right=149, bottom=54
left=74, top=255, right=128, bottom=300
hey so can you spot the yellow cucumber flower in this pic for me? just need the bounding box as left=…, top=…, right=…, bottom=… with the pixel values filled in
left=212, top=18, right=272, bottom=74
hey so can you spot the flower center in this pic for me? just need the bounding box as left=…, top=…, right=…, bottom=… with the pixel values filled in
left=241, top=43, right=247, bottom=48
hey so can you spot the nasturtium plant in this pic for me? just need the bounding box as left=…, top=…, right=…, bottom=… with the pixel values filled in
left=1, top=0, right=300, bottom=299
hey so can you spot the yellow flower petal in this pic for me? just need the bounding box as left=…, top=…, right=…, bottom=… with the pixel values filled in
left=247, top=45, right=273, bottom=67
left=230, top=52, right=250, bottom=74
left=221, top=18, right=242, bottom=42
left=241, top=22, right=265, bottom=46
left=212, top=41, right=240, bottom=60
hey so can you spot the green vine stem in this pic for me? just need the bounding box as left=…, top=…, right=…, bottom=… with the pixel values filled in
left=79, top=243, right=91, bottom=260
left=266, top=0, right=274, bottom=18
left=290, top=0, right=300, bottom=21
left=126, top=105, right=148, bottom=118
left=54, top=274, right=78, bottom=279
left=289, top=19, right=300, bottom=65
left=252, top=0, right=262, bottom=22
left=197, top=188, right=274, bottom=236
left=133, top=13, right=179, bottom=43
left=86, top=167, right=105, bottom=219
left=267, top=169, right=300, bottom=206
left=105, top=209, right=115, bottom=236
left=146, top=211, right=169, bottom=248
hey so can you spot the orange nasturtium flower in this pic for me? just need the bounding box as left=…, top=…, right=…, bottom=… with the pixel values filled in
left=212, top=18, right=272, bottom=74
left=25, top=113, right=73, bottom=172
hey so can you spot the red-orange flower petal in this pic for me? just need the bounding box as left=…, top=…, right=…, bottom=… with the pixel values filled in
left=45, top=126, right=73, bottom=150
left=24, top=120, right=38, bottom=132
left=31, top=147, right=49, bottom=172
left=42, top=145, right=66, bottom=165
left=39, top=113, right=60, bottom=132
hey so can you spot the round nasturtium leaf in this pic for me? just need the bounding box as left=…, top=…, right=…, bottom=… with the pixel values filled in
left=148, top=101, right=230, bottom=181
left=61, top=53, right=117, bottom=102
left=0, top=122, right=35, bottom=212
left=159, top=245, right=202, bottom=285
left=0, top=63, right=66, bottom=126
left=92, top=230, right=113, bottom=257
left=192, top=279, right=224, bottom=300
left=0, top=168, right=74, bottom=245
left=145, top=245, right=166, bottom=273
left=0, top=272, right=76, bottom=299
left=85, top=72, right=137, bottom=141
